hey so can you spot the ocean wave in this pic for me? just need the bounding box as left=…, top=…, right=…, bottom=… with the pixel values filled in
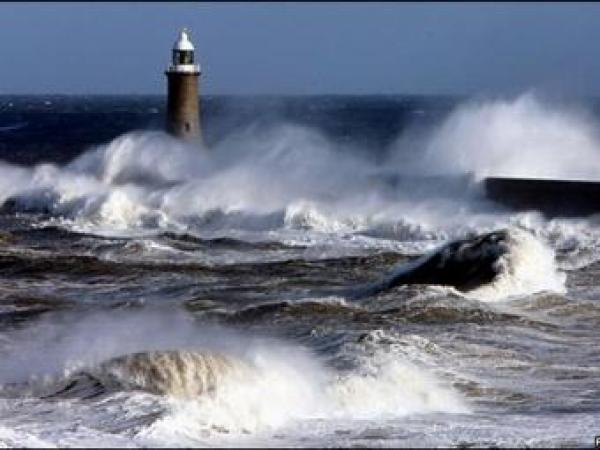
left=0, top=94, right=599, bottom=264
left=357, top=228, right=565, bottom=302
left=466, top=228, right=566, bottom=302
left=0, top=310, right=468, bottom=439
left=41, top=350, right=253, bottom=400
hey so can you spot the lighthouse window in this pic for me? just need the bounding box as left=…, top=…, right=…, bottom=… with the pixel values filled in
left=174, top=50, right=194, bottom=65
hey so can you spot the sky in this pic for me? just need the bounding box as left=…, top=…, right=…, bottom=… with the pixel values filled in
left=2, top=2, right=600, bottom=96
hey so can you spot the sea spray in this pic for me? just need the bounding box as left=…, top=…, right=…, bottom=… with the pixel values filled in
left=137, top=341, right=468, bottom=443
left=1, top=93, right=600, bottom=263
left=392, top=92, right=600, bottom=180
left=3, top=94, right=600, bottom=449
left=467, top=228, right=566, bottom=301
left=0, top=309, right=468, bottom=441
left=357, top=227, right=565, bottom=303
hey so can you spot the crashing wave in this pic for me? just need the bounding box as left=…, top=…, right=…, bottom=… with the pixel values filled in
left=44, top=350, right=253, bottom=399
left=358, top=228, right=565, bottom=301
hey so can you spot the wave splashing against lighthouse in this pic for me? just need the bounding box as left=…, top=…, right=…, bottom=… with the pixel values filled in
left=0, top=93, right=599, bottom=257
left=0, top=125, right=416, bottom=234
left=3, top=93, right=600, bottom=251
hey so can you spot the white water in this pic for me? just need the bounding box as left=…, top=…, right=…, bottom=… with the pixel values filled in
left=0, top=94, right=587, bottom=296
left=0, top=311, right=468, bottom=447
left=379, top=226, right=566, bottom=302
left=467, top=228, right=566, bottom=302
left=1, top=92, right=600, bottom=447
left=0, top=94, right=598, bottom=257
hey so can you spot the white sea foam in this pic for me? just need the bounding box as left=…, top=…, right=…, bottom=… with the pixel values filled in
left=2, top=93, right=600, bottom=448
left=0, top=426, right=54, bottom=448
left=0, top=94, right=598, bottom=268
left=0, top=311, right=467, bottom=445
left=137, top=341, right=468, bottom=445
left=467, top=228, right=566, bottom=302
left=0, top=93, right=599, bottom=262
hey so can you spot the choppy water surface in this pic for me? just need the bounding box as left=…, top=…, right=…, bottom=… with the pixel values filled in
left=0, top=93, right=599, bottom=447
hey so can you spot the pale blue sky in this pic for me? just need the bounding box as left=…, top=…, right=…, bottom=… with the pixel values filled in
left=2, top=2, right=600, bottom=96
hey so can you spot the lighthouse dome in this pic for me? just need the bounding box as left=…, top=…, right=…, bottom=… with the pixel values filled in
left=173, top=28, right=195, bottom=51
left=167, top=28, right=201, bottom=74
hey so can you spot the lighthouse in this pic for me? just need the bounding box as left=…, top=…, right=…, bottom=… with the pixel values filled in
left=165, top=28, right=202, bottom=141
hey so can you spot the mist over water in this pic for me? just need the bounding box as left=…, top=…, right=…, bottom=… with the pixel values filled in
left=4, top=93, right=600, bottom=238
left=1, top=92, right=600, bottom=447
left=393, top=92, right=600, bottom=180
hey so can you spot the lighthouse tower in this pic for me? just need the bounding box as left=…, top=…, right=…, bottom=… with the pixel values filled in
left=165, top=28, right=201, bottom=141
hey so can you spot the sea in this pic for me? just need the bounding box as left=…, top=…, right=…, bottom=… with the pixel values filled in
left=0, top=92, right=599, bottom=448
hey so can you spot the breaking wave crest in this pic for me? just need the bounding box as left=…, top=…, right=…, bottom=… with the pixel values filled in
left=135, top=346, right=468, bottom=441
left=364, top=228, right=565, bottom=302
left=0, top=312, right=468, bottom=440
left=467, top=228, right=566, bottom=301
left=0, top=93, right=600, bottom=262
left=88, top=350, right=250, bottom=398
